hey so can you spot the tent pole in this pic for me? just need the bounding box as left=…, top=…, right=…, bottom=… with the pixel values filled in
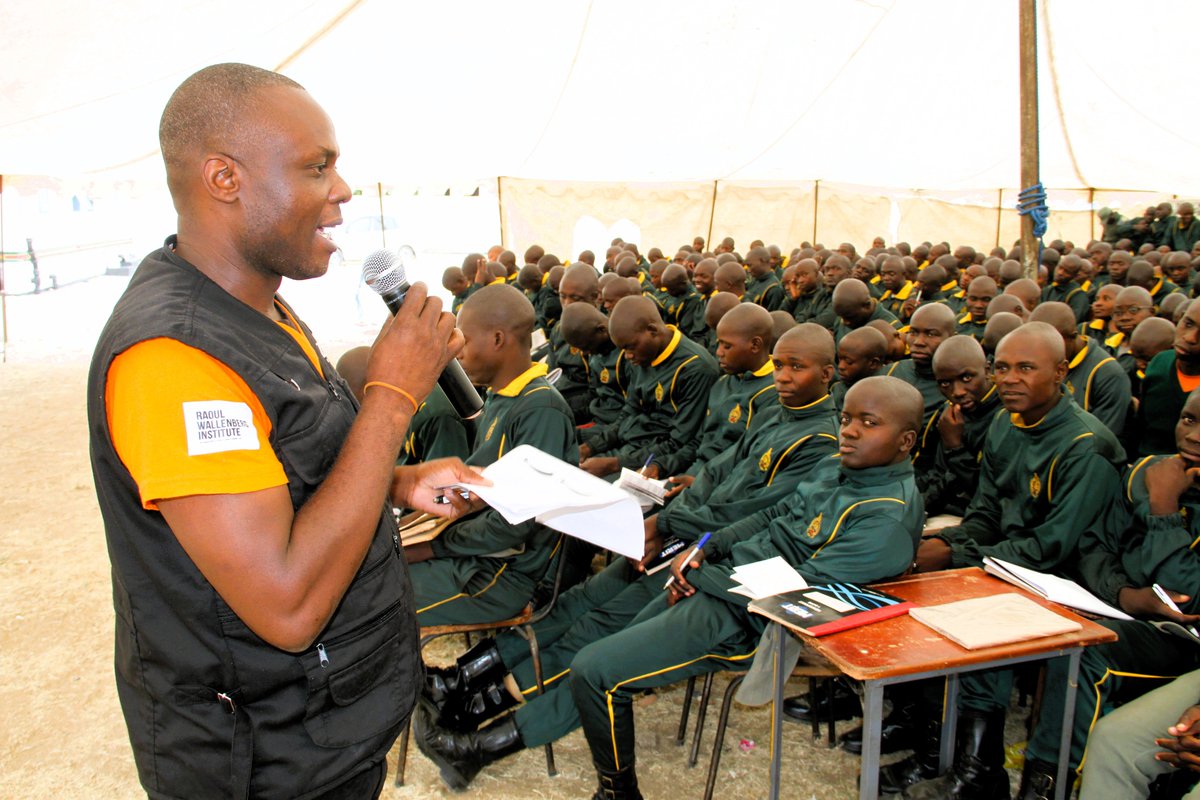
left=995, top=188, right=1003, bottom=248
left=1, top=174, right=7, bottom=363
left=705, top=181, right=718, bottom=252
left=812, top=180, right=820, bottom=246
left=376, top=182, right=386, bottom=249
left=496, top=177, right=507, bottom=249
left=1019, top=0, right=1040, bottom=280
left=1088, top=187, right=1095, bottom=242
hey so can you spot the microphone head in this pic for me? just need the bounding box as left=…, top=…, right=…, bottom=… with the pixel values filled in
left=362, top=249, right=407, bottom=296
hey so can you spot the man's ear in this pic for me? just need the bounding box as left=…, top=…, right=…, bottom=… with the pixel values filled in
left=202, top=154, right=240, bottom=204
left=898, top=428, right=918, bottom=455
left=821, top=363, right=836, bottom=385
left=492, top=329, right=506, bottom=350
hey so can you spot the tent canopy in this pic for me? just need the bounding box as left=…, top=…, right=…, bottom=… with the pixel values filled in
left=5, top=0, right=1200, bottom=194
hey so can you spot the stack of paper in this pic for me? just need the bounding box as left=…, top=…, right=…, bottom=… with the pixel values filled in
left=616, top=467, right=668, bottom=506
left=452, top=445, right=645, bottom=559
left=982, top=557, right=1132, bottom=620
left=910, top=594, right=1082, bottom=650
left=728, top=557, right=809, bottom=600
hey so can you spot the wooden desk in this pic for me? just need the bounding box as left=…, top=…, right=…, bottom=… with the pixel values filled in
left=754, top=568, right=1118, bottom=800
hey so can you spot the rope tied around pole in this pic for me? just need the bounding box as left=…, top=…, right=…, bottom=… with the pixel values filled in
left=1016, top=182, right=1048, bottom=271
left=1016, top=183, right=1049, bottom=239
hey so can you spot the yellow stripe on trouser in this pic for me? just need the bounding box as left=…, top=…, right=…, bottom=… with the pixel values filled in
left=521, top=667, right=571, bottom=696
left=415, top=563, right=510, bottom=614
left=606, top=648, right=758, bottom=769
left=1075, top=668, right=1179, bottom=776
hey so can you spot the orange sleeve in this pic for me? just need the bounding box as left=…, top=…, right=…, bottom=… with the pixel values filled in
left=105, top=337, right=288, bottom=510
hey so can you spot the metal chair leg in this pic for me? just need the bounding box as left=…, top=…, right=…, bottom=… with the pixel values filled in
left=809, top=677, right=820, bottom=739
left=703, top=675, right=746, bottom=800
left=825, top=678, right=837, bottom=747
left=677, top=676, right=698, bottom=745
left=688, top=672, right=716, bottom=768
left=521, top=624, right=557, bottom=777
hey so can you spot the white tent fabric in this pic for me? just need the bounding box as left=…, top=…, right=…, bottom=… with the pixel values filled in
left=5, top=0, right=1200, bottom=192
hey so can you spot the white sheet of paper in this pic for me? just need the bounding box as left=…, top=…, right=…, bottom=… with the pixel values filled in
left=455, top=445, right=645, bottom=560
left=983, top=557, right=1133, bottom=621
left=729, top=556, right=809, bottom=600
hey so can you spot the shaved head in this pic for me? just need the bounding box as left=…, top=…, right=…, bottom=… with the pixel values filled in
left=847, top=376, right=924, bottom=434
left=1004, top=278, right=1041, bottom=311
left=840, top=326, right=889, bottom=363
left=160, top=63, right=303, bottom=198
left=460, top=284, right=536, bottom=339
left=715, top=261, right=748, bottom=294
left=559, top=301, right=610, bottom=352
left=662, top=264, right=689, bottom=295
left=560, top=263, right=600, bottom=304
left=982, top=312, right=1024, bottom=354
left=997, top=321, right=1066, bottom=363
left=987, top=293, right=1029, bottom=320
left=932, top=335, right=987, bottom=374
left=770, top=310, right=797, bottom=342
left=717, top=302, right=774, bottom=342
left=1028, top=301, right=1078, bottom=340
left=705, top=292, right=741, bottom=330
left=777, top=322, right=837, bottom=366
left=910, top=301, right=957, bottom=335
left=832, top=278, right=873, bottom=322
left=609, top=296, right=664, bottom=339
left=1131, top=316, right=1176, bottom=355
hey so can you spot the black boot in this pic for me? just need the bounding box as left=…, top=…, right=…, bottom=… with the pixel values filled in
left=903, top=708, right=1010, bottom=800
left=438, top=679, right=520, bottom=732
left=781, top=680, right=861, bottom=722
left=1016, top=757, right=1056, bottom=800
left=877, top=717, right=942, bottom=794
left=424, top=637, right=506, bottom=712
left=840, top=700, right=925, bottom=755
left=413, top=703, right=523, bottom=791
left=592, top=763, right=644, bottom=800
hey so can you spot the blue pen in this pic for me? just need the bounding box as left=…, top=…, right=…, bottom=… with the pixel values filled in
left=665, top=532, right=712, bottom=590
left=640, top=453, right=655, bottom=476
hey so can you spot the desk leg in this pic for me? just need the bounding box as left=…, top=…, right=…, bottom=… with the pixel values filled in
left=858, top=682, right=884, bottom=800
left=940, top=672, right=960, bottom=772
left=1054, top=650, right=1081, bottom=800
left=768, top=622, right=785, bottom=800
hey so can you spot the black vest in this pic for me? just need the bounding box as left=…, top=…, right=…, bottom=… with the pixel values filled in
left=87, top=244, right=420, bottom=800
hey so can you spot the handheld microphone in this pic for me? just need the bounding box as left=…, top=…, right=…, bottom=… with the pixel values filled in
left=362, top=249, right=484, bottom=420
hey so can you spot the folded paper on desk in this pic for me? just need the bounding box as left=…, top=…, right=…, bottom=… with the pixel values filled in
left=910, top=594, right=1082, bottom=650
left=451, top=444, right=645, bottom=559
left=727, top=556, right=809, bottom=600
left=982, top=556, right=1133, bottom=620
left=749, top=583, right=914, bottom=636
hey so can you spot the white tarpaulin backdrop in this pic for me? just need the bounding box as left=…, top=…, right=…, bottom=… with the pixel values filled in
left=3, top=0, right=1200, bottom=256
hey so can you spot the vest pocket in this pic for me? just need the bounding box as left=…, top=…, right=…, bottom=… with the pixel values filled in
left=300, top=601, right=411, bottom=748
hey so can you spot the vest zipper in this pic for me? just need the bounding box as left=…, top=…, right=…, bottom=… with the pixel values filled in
left=316, top=643, right=330, bottom=668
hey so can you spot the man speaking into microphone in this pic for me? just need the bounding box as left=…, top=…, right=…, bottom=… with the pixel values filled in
left=87, top=63, right=483, bottom=799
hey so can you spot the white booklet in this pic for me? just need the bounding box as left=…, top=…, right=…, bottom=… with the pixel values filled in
left=453, top=445, right=645, bottom=559
left=616, top=467, right=668, bottom=506
left=982, top=556, right=1133, bottom=620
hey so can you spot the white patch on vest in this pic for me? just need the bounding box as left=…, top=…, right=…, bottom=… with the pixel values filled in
left=182, top=400, right=259, bottom=456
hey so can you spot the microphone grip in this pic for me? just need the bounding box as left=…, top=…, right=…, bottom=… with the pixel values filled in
left=439, top=359, right=485, bottom=420
left=378, top=285, right=483, bottom=420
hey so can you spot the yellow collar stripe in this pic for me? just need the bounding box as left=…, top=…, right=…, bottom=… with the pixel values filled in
left=495, top=362, right=549, bottom=397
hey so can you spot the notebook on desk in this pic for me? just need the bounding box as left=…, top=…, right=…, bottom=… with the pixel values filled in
left=909, top=593, right=1082, bottom=650
left=749, top=583, right=915, bottom=637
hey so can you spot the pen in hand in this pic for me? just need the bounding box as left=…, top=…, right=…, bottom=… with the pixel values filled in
left=665, top=531, right=712, bottom=590
left=639, top=453, right=655, bottom=477
left=1153, top=583, right=1199, bottom=637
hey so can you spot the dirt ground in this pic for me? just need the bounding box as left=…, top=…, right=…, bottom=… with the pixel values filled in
left=0, top=276, right=1027, bottom=799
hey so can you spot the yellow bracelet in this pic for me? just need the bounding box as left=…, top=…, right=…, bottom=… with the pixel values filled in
left=363, top=381, right=419, bottom=413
